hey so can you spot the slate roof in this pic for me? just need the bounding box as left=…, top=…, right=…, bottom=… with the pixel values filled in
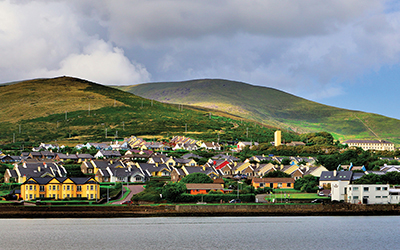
left=319, top=171, right=353, bottom=181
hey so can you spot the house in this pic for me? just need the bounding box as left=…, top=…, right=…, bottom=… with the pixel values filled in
left=185, top=183, right=225, bottom=195
left=174, top=158, right=197, bottom=167
left=94, top=150, right=121, bottom=159
left=343, top=139, right=395, bottom=151
left=55, top=153, right=79, bottom=162
left=254, top=163, right=276, bottom=177
left=21, top=177, right=99, bottom=201
left=236, top=141, right=259, bottom=151
left=4, top=162, right=67, bottom=183
left=331, top=183, right=390, bottom=204
left=319, top=170, right=354, bottom=189
left=199, top=142, right=221, bottom=151
left=286, top=141, right=306, bottom=146
left=252, top=178, right=295, bottom=189
left=182, top=153, right=202, bottom=160
left=171, top=167, right=186, bottom=182
left=182, top=166, right=221, bottom=180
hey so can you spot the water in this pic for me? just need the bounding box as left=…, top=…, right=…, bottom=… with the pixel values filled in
left=0, top=216, right=398, bottom=250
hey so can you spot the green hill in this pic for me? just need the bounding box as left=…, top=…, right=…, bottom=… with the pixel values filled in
left=0, top=77, right=296, bottom=146
left=118, top=79, right=400, bottom=144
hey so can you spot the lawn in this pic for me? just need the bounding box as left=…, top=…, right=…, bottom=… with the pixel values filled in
left=264, top=192, right=330, bottom=201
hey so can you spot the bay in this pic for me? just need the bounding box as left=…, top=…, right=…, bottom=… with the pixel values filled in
left=0, top=216, right=398, bottom=250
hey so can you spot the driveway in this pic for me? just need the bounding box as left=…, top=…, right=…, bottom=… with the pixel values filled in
left=112, top=185, right=144, bottom=204
left=255, top=194, right=268, bottom=203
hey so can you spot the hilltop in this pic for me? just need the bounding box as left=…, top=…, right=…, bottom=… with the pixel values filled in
left=0, top=77, right=296, bottom=145
left=118, top=79, right=400, bottom=144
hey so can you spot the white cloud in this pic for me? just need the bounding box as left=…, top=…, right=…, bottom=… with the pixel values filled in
left=0, top=0, right=150, bottom=84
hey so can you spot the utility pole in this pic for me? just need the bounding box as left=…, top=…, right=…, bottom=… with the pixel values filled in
left=13, top=133, right=15, bottom=143
left=65, top=111, right=67, bottom=120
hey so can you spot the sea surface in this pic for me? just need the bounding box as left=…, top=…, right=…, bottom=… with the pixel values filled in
left=0, top=216, right=399, bottom=250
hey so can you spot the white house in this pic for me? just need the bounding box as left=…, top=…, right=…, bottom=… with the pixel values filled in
left=331, top=183, right=391, bottom=204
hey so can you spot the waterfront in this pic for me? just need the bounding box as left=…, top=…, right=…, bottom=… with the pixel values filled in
left=1, top=216, right=399, bottom=249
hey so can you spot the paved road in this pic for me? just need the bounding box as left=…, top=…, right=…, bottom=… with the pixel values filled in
left=255, top=194, right=268, bottom=203
left=112, top=185, right=144, bottom=204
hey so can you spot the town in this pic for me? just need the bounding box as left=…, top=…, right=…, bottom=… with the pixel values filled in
left=1, top=130, right=399, bottom=209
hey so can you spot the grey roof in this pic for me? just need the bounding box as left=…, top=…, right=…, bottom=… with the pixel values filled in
left=182, top=153, right=201, bottom=159
left=319, top=171, right=353, bottom=181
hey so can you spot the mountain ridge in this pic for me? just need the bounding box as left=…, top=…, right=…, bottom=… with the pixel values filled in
left=117, top=78, right=400, bottom=144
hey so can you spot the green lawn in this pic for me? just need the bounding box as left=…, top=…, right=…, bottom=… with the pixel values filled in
left=264, top=193, right=330, bottom=201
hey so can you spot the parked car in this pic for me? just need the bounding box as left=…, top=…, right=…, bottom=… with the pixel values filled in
left=122, top=200, right=133, bottom=205
left=229, top=199, right=241, bottom=203
left=318, top=192, right=325, bottom=196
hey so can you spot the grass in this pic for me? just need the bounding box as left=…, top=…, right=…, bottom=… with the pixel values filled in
left=0, top=77, right=297, bottom=145
left=119, top=79, right=400, bottom=145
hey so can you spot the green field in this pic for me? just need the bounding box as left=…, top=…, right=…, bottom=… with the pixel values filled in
left=119, top=79, right=400, bottom=145
left=0, top=77, right=299, bottom=145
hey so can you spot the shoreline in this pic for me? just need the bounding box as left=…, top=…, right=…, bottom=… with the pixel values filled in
left=0, top=203, right=399, bottom=218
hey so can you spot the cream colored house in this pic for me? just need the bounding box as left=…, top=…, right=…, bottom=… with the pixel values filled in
left=343, top=140, right=394, bottom=151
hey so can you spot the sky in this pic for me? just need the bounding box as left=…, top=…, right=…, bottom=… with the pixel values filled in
left=1, top=0, right=400, bottom=119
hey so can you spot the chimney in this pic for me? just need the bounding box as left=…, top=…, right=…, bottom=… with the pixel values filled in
left=333, top=170, right=337, bottom=176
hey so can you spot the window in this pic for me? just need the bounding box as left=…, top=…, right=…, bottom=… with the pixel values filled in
left=53, top=185, right=56, bottom=191
left=90, top=194, right=93, bottom=199
left=71, top=186, right=73, bottom=191
left=287, top=183, right=291, bottom=187
left=260, top=183, right=264, bottom=187
left=278, top=183, right=282, bottom=188
left=40, top=186, right=45, bottom=192
left=29, top=194, right=32, bottom=200
left=77, top=186, right=82, bottom=192
left=376, top=187, right=381, bottom=191
left=67, top=185, right=70, bottom=191
left=90, top=185, right=94, bottom=190
left=353, top=196, right=359, bottom=200
left=53, top=194, right=56, bottom=198
left=383, top=187, right=388, bottom=191
left=363, top=187, right=369, bottom=192
left=382, top=196, right=388, bottom=198
left=67, top=194, right=70, bottom=198
left=39, top=194, right=44, bottom=198
left=29, top=185, right=32, bottom=190
left=353, top=187, right=359, bottom=191
left=376, top=196, right=381, bottom=199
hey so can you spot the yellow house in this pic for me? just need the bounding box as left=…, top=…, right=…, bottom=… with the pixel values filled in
left=21, top=177, right=100, bottom=201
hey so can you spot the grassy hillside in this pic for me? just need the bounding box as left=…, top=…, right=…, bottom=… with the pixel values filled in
left=118, top=79, right=400, bottom=144
left=0, top=77, right=298, bottom=146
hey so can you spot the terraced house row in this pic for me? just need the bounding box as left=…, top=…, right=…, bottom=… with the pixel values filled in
left=21, top=177, right=99, bottom=201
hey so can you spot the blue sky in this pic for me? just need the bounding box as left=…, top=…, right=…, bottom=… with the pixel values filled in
left=0, top=0, right=400, bottom=119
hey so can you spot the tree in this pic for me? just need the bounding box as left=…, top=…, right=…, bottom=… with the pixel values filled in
left=161, top=182, right=186, bottom=202
left=263, top=171, right=291, bottom=178
left=281, top=158, right=291, bottom=165
left=294, top=175, right=319, bottom=193
left=180, top=172, right=213, bottom=183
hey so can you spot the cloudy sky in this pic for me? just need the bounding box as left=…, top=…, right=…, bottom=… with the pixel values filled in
left=1, top=0, right=400, bottom=119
